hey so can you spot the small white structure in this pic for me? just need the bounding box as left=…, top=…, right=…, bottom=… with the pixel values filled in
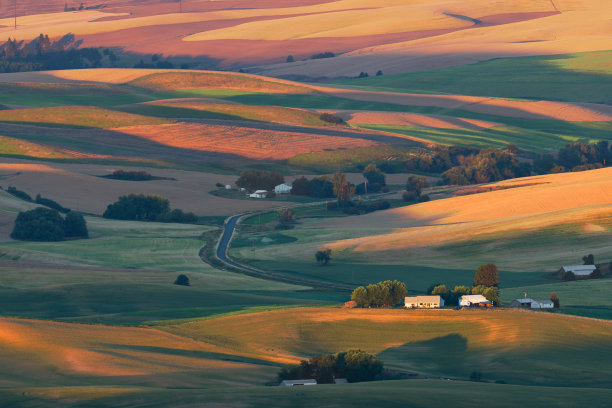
left=279, top=379, right=317, bottom=386
left=225, top=184, right=232, bottom=190
left=511, top=298, right=554, bottom=309
left=334, top=378, right=348, bottom=384
left=405, top=295, right=444, bottom=309
left=560, top=265, right=596, bottom=277
left=249, top=190, right=268, bottom=199
left=459, top=294, right=492, bottom=307
left=274, top=183, right=292, bottom=195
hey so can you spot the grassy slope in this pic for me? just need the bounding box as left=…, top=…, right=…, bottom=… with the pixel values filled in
left=2, top=381, right=611, bottom=408
left=337, top=51, right=612, bottom=104
left=162, top=308, right=612, bottom=387
left=0, top=191, right=316, bottom=325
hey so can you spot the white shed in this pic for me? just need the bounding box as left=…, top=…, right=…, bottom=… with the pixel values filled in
left=225, top=184, right=232, bottom=190
left=274, top=183, right=292, bottom=195
left=405, top=295, right=444, bottom=308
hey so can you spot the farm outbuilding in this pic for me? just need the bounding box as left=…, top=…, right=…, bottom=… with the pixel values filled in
left=559, top=265, right=596, bottom=278
left=405, top=295, right=444, bottom=308
left=511, top=298, right=554, bottom=309
left=249, top=190, right=268, bottom=198
left=459, top=295, right=492, bottom=307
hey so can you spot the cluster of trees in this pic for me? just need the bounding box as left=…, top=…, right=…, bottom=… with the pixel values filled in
left=534, top=141, right=611, bottom=174
left=292, top=176, right=335, bottom=198
left=133, top=53, right=176, bottom=69
left=428, top=263, right=501, bottom=306
left=0, top=34, right=118, bottom=73
left=11, top=207, right=88, bottom=241
left=310, top=51, right=335, bottom=59
left=442, top=149, right=531, bottom=185
left=235, top=170, right=284, bottom=192
left=405, top=146, right=481, bottom=174
left=4, top=186, right=71, bottom=213
left=278, top=350, right=383, bottom=384
left=103, top=194, right=198, bottom=223
left=351, top=280, right=408, bottom=308
left=104, top=170, right=153, bottom=181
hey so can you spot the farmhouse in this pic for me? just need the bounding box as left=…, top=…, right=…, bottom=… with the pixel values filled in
left=249, top=190, right=268, bottom=198
left=459, top=295, right=492, bottom=307
left=279, top=379, right=317, bottom=386
left=274, top=183, right=292, bottom=195
left=511, top=298, right=554, bottom=309
left=559, top=265, right=596, bottom=278
left=405, top=295, right=444, bottom=308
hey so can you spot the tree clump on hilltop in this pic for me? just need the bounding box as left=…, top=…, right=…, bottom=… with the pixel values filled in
left=351, top=280, right=408, bottom=308
left=235, top=170, right=284, bottom=192
left=103, top=194, right=197, bottom=223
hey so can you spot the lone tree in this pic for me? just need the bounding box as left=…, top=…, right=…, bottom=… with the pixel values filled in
left=550, top=292, right=560, bottom=308
left=473, top=263, right=499, bottom=287
left=174, top=274, right=190, bottom=286
left=315, top=248, right=332, bottom=265
left=286, top=55, right=294, bottom=63
left=332, top=171, right=355, bottom=206
left=362, top=163, right=386, bottom=192
left=583, top=254, right=595, bottom=265
left=406, top=175, right=428, bottom=196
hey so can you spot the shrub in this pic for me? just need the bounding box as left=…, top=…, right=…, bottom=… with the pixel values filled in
left=358, top=72, right=369, bottom=78
left=403, top=191, right=418, bottom=202
left=319, top=112, right=344, bottom=124
left=215, top=182, right=224, bottom=188
left=286, top=55, right=294, bottom=63
left=376, top=70, right=383, bottom=76
left=417, top=194, right=430, bottom=202
left=64, top=211, right=88, bottom=238
left=315, top=248, right=332, bottom=265
left=363, top=200, right=390, bottom=213
left=7, top=186, right=32, bottom=202
left=174, top=274, right=190, bottom=286
left=35, top=194, right=70, bottom=213
left=310, top=51, right=335, bottom=59
left=11, top=207, right=65, bottom=241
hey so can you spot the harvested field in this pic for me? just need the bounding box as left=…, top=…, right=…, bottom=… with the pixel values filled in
left=0, top=316, right=276, bottom=388
left=324, top=167, right=612, bottom=252
left=337, top=110, right=500, bottom=130
left=0, top=135, right=73, bottom=159
left=115, top=122, right=379, bottom=160
left=315, top=87, right=612, bottom=122
left=144, top=100, right=330, bottom=127
left=0, top=106, right=172, bottom=128
left=0, top=159, right=294, bottom=217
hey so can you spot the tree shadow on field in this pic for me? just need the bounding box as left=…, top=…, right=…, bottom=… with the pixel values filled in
left=378, top=334, right=470, bottom=378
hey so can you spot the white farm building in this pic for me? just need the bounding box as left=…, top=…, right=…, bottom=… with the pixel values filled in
left=405, top=295, right=444, bottom=308
left=459, top=295, right=492, bottom=307
left=274, top=183, right=292, bottom=195
left=279, top=379, right=317, bottom=386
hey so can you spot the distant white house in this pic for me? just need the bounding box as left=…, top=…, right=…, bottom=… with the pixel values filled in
left=459, top=294, right=492, bottom=307
left=274, top=183, right=292, bottom=195
left=279, top=379, right=317, bottom=386
left=405, top=295, right=444, bottom=309
left=511, top=298, right=554, bottom=309
left=249, top=190, right=268, bottom=199
left=560, top=265, right=596, bottom=277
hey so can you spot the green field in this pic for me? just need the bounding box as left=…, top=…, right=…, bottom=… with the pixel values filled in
left=338, top=51, right=612, bottom=104
left=3, top=380, right=611, bottom=408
